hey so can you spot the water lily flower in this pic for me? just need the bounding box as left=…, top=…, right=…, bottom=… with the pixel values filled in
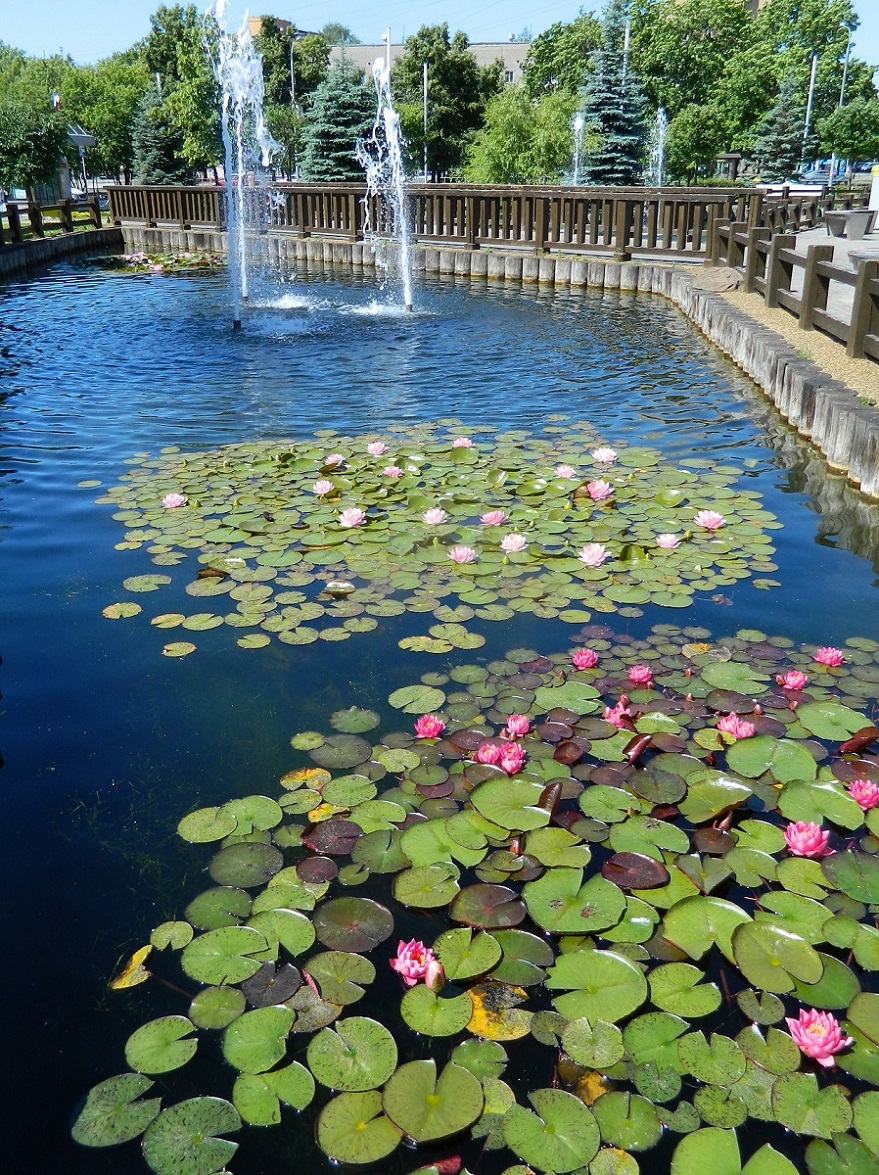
left=592, top=447, right=617, bottom=464
left=499, top=743, right=527, bottom=775
left=312, top=479, right=334, bottom=495
left=480, top=509, right=509, bottom=526
left=424, top=957, right=446, bottom=992
left=572, top=648, right=599, bottom=670
left=504, top=714, right=532, bottom=739
left=339, top=507, right=366, bottom=528
left=423, top=507, right=448, bottom=525
left=587, top=479, right=614, bottom=501
left=849, top=779, right=879, bottom=810
left=717, top=712, right=755, bottom=739
left=324, top=453, right=344, bottom=467
left=785, top=1008, right=853, bottom=1067
left=366, top=441, right=388, bottom=456
left=162, top=492, right=187, bottom=509
left=474, top=742, right=504, bottom=765
left=694, top=510, right=726, bottom=530
left=604, top=699, right=632, bottom=728
left=656, top=533, right=680, bottom=550
left=390, top=940, right=440, bottom=987
left=383, top=465, right=403, bottom=478
left=628, top=664, right=654, bottom=688
left=448, top=545, right=477, bottom=564
left=776, top=669, right=809, bottom=690
left=554, top=464, right=578, bottom=479
left=578, top=543, right=609, bottom=567
left=414, top=714, right=445, bottom=739
left=500, top=533, right=528, bottom=553
left=452, top=436, right=473, bottom=448
left=813, top=646, right=845, bottom=667
left=784, top=821, right=833, bottom=858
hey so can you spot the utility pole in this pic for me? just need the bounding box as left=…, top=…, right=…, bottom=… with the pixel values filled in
left=423, top=61, right=428, bottom=181
left=801, top=53, right=818, bottom=173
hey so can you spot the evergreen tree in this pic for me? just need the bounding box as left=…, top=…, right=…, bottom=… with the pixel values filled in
left=298, top=62, right=375, bottom=182
left=581, top=0, right=647, bottom=186
left=752, top=77, right=807, bottom=181
left=131, top=86, right=192, bottom=184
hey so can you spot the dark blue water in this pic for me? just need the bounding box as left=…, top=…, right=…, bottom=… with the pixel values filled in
left=2, top=259, right=878, bottom=1173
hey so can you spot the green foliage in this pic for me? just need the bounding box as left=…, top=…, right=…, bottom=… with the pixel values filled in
left=60, top=56, right=149, bottom=181
left=131, top=87, right=192, bottom=185
left=298, top=63, right=375, bottom=181
left=666, top=104, right=728, bottom=183
left=320, top=23, right=360, bottom=47
left=393, top=24, right=501, bottom=179
left=465, top=85, right=583, bottom=183
left=0, top=98, right=70, bottom=192
left=522, top=13, right=603, bottom=99
left=752, top=76, right=806, bottom=182
left=817, top=97, right=879, bottom=162
left=581, top=0, right=648, bottom=185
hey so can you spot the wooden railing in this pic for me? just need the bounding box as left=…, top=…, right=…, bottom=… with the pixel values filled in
left=713, top=219, right=879, bottom=362
left=1, top=195, right=102, bottom=245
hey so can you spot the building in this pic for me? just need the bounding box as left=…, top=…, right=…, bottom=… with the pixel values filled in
left=329, top=42, right=529, bottom=86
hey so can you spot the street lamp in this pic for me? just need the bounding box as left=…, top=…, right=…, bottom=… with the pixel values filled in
left=829, top=24, right=854, bottom=183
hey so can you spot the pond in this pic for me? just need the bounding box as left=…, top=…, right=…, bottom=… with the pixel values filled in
left=3, top=258, right=879, bottom=1175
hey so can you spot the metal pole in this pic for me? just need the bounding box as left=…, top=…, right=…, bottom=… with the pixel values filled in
left=801, top=53, right=818, bottom=173
left=384, top=28, right=390, bottom=73
left=423, top=61, right=428, bottom=181
left=622, top=20, right=630, bottom=86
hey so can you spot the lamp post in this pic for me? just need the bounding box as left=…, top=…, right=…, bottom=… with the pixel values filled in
left=423, top=61, right=428, bottom=181
left=830, top=25, right=853, bottom=183
left=800, top=53, right=818, bottom=174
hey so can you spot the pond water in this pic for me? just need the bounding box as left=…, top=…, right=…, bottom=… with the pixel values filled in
left=2, top=259, right=879, bottom=1174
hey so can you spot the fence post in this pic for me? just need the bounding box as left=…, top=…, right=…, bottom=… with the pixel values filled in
left=727, top=221, right=749, bottom=269
left=614, top=199, right=631, bottom=260
left=27, top=202, right=44, bottom=238
left=7, top=203, right=22, bottom=242
left=847, top=259, right=879, bottom=360
left=87, top=194, right=102, bottom=228
left=59, top=198, right=74, bottom=233
left=765, top=233, right=796, bottom=308
left=534, top=196, right=548, bottom=254
left=798, top=244, right=834, bottom=329
left=707, top=216, right=729, bottom=266
left=466, top=194, right=476, bottom=247
left=743, top=228, right=771, bottom=292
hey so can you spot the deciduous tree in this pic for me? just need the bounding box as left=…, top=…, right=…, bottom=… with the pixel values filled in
left=465, top=85, right=582, bottom=183
left=522, top=13, right=602, bottom=99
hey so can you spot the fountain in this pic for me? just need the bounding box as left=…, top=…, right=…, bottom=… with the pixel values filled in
left=571, top=113, right=585, bottom=185
left=211, top=0, right=279, bottom=328
left=355, top=44, right=414, bottom=311
left=645, top=105, right=668, bottom=187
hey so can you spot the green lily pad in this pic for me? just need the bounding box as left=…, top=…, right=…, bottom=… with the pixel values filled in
left=307, top=1017, right=397, bottom=1090
left=805, top=1134, right=879, bottom=1175
left=221, top=1005, right=294, bottom=1074
left=232, top=1060, right=315, bottom=1124
left=382, top=1060, right=484, bottom=1142
left=678, top=771, right=754, bottom=823
left=141, top=1097, right=240, bottom=1175
left=312, top=897, right=394, bottom=952
left=591, top=1091, right=663, bottom=1151
left=181, top=926, right=267, bottom=986
left=822, top=852, right=879, bottom=902
left=451, top=1038, right=508, bottom=1081
left=393, top=863, right=461, bottom=908
left=450, top=884, right=527, bottom=929
left=71, top=1073, right=161, bottom=1147
left=177, top=806, right=238, bottom=844
left=662, top=896, right=751, bottom=963
left=771, top=1072, right=853, bottom=1138
left=650, top=963, right=721, bottom=1017
left=524, top=868, right=626, bottom=934
left=125, top=1016, right=197, bottom=1076
left=400, top=985, right=473, bottom=1036
left=188, top=986, right=246, bottom=1031
left=726, top=737, right=817, bottom=784
left=732, top=922, right=823, bottom=992
left=677, top=1031, right=747, bottom=1085
left=546, top=949, right=648, bottom=1021
left=561, top=1017, right=625, bottom=1068
left=150, top=921, right=193, bottom=950
left=316, top=1091, right=401, bottom=1164
left=330, top=706, right=381, bottom=733
left=388, top=684, right=447, bottom=713
left=304, top=952, right=376, bottom=1005
left=489, top=929, right=556, bottom=985
left=796, top=701, right=868, bottom=740
left=503, top=1088, right=601, bottom=1173
left=433, top=928, right=503, bottom=979
left=470, top=777, right=552, bottom=832
left=209, top=842, right=284, bottom=888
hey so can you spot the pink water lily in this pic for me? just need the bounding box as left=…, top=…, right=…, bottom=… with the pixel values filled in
left=604, top=698, right=632, bottom=728
left=423, top=507, right=448, bottom=525
left=776, top=669, right=809, bottom=690
left=592, top=447, right=617, bottom=464
left=390, top=940, right=441, bottom=987
left=414, top=714, right=446, bottom=739
left=694, top=510, right=726, bottom=530
left=656, top=533, right=680, bottom=550
left=813, top=646, right=845, bottom=667
left=452, top=436, right=473, bottom=448
left=474, top=742, right=503, bottom=766
left=572, top=648, right=599, bottom=670
left=366, top=441, right=388, bottom=456
left=785, top=1008, right=853, bottom=1067
left=504, top=714, right=532, bottom=738
left=499, top=743, right=527, bottom=775
left=339, top=507, right=366, bottom=528
left=162, top=492, right=187, bottom=509
left=578, top=543, right=609, bottom=568
left=383, top=465, right=403, bottom=478
left=324, top=453, right=344, bottom=467
left=717, top=712, right=755, bottom=739
left=312, top=479, right=334, bottom=495
left=849, top=778, right=879, bottom=810
left=480, top=509, right=509, bottom=526
left=587, top=479, right=613, bottom=501
left=784, top=821, right=833, bottom=858
left=628, top=664, right=654, bottom=688
left=500, top=533, right=528, bottom=553
left=554, top=464, right=578, bottom=479
left=448, top=545, right=477, bottom=564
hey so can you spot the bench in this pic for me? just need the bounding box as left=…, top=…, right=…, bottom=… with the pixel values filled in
left=824, top=209, right=876, bottom=240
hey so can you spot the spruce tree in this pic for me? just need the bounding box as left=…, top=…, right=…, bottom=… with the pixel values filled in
left=752, top=77, right=807, bottom=182
left=131, top=87, right=192, bottom=184
left=581, top=0, right=647, bottom=186
left=298, top=63, right=376, bottom=182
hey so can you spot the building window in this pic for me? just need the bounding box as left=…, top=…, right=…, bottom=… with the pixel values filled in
left=505, top=70, right=514, bottom=83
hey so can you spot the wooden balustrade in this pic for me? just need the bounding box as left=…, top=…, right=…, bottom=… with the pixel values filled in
left=1, top=195, right=101, bottom=245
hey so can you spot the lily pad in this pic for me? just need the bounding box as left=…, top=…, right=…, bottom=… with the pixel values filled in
left=71, top=1074, right=161, bottom=1147
left=307, top=1017, right=397, bottom=1091
left=503, top=1088, right=601, bottom=1173
left=313, top=897, right=394, bottom=952
left=141, top=1097, right=240, bottom=1175
left=316, top=1091, right=401, bottom=1164
left=125, top=1016, right=197, bottom=1076
left=382, top=1060, right=484, bottom=1142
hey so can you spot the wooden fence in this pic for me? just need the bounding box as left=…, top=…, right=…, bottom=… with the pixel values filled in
left=0, top=195, right=102, bottom=245
left=712, top=219, right=879, bottom=362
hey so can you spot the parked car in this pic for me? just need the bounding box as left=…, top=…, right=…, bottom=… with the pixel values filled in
left=798, top=168, right=831, bottom=184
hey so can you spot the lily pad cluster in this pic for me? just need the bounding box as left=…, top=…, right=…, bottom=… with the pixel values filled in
left=110, top=251, right=226, bottom=273
left=95, top=420, right=780, bottom=654
left=73, top=625, right=879, bottom=1174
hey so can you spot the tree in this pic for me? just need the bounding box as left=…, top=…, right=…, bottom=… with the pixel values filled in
left=0, top=98, right=69, bottom=194
left=61, top=55, right=149, bottom=181
left=298, top=61, right=375, bottom=181
left=392, top=25, right=501, bottom=179
left=465, top=85, right=581, bottom=183
left=321, top=23, right=360, bottom=46
left=665, top=103, right=727, bottom=182
left=630, top=0, right=755, bottom=117
left=580, top=0, right=647, bottom=185
left=522, top=13, right=603, bottom=99
left=817, top=97, right=879, bottom=164
left=752, top=76, right=807, bottom=181
left=131, top=85, right=192, bottom=184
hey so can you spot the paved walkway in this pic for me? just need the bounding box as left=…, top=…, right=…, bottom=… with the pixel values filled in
left=787, top=218, right=879, bottom=324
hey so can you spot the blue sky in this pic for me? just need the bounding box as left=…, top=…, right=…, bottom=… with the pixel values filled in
left=4, top=1, right=879, bottom=68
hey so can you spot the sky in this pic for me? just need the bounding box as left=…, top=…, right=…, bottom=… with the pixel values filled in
left=3, top=0, right=879, bottom=68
